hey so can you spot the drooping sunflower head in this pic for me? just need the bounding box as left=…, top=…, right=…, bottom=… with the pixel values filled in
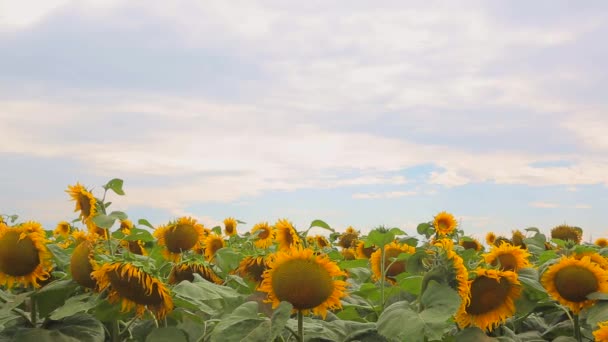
left=433, top=211, right=458, bottom=236
left=338, top=226, right=359, bottom=248
left=341, top=248, right=357, bottom=260
left=483, top=243, right=531, bottom=272
left=53, top=221, right=71, bottom=238
left=541, top=256, right=608, bottom=314
left=70, top=239, right=98, bottom=289
left=370, top=241, right=416, bottom=283
left=119, top=219, right=134, bottom=232
left=551, top=224, right=582, bottom=244
left=594, top=321, right=608, bottom=342
left=456, top=268, right=522, bottom=332
left=168, top=262, right=222, bottom=285
left=459, top=238, right=482, bottom=251
left=485, top=232, right=496, bottom=245
left=66, top=183, right=97, bottom=224
left=224, top=217, right=238, bottom=237
left=356, top=241, right=376, bottom=259
left=275, top=219, right=301, bottom=251
left=91, top=262, right=173, bottom=319
left=236, top=256, right=268, bottom=283
left=493, top=236, right=512, bottom=247
left=89, top=224, right=109, bottom=240
left=153, top=217, right=206, bottom=261
left=573, top=251, right=608, bottom=271
left=511, top=230, right=526, bottom=248
left=596, top=238, right=608, bottom=248
left=0, top=221, right=53, bottom=289
left=121, top=239, right=147, bottom=256
left=251, top=222, right=275, bottom=249
left=203, top=233, right=225, bottom=262
left=259, top=248, right=347, bottom=318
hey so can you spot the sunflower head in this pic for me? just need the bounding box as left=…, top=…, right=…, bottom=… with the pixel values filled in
left=483, top=243, right=531, bottom=272
left=594, top=321, right=608, bottom=342
left=551, top=224, right=582, bottom=244
left=66, top=183, right=97, bottom=224
left=168, top=262, right=222, bottom=285
left=251, top=222, right=275, bottom=249
left=511, top=230, right=526, bottom=248
left=493, top=236, right=512, bottom=247
left=153, top=217, right=206, bottom=261
left=541, top=256, right=608, bottom=313
left=259, top=248, right=347, bottom=318
left=433, top=211, right=458, bottom=236
left=573, top=251, right=608, bottom=271
left=338, top=227, right=359, bottom=248
left=459, top=238, right=482, bottom=251
left=485, top=232, right=496, bottom=245
left=224, top=217, right=238, bottom=237
left=0, top=221, right=53, bottom=289
left=341, top=248, right=356, bottom=260
left=119, top=219, right=134, bottom=232
left=456, top=268, right=522, bottom=332
left=275, top=219, right=301, bottom=251
left=236, top=256, right=268, bottom=283
left=356, top=241, right=377, bottom=259
left=370, top=241, right=416, bottom=283
left=92, top=263, right=173, bottom=319
left=70, top=239, right=98, bottom=289
left=596, top=238, right=608, bottom=248
left=53, top=221, right=71, bottom=238
left=203, top=233, right=225, bottom=262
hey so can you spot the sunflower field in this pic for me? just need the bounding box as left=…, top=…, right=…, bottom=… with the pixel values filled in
left=2, top=179, right=608, bottom=342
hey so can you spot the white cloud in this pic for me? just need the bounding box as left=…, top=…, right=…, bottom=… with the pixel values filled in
left=529, top=201, right=560, bottom=208
left=573, top=204, right=592, bottom=209
left=352, top=191, right=417, bottom=199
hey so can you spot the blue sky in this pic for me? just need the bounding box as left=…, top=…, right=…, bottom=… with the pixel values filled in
left=1, top=0, right=608, bottom=241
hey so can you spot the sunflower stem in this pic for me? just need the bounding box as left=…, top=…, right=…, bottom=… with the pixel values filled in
left=380, top=246, right=386, bottom=307
left=30, top=297, right=37, bottom=327
left=297, top=310, right=304, bottom=342
left=111, top=319, right=120, bottom=342
left=573, top=313, right=582, bottom=342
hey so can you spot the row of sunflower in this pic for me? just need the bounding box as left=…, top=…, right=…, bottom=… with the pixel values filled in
left=2, top=179, right=608, bottom=341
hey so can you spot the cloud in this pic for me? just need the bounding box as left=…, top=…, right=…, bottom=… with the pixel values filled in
left=352, top=191, right=417, bottom=200
left=573, top=204, right=592, bottom=209
left=529, top=201, right=560, bottom=208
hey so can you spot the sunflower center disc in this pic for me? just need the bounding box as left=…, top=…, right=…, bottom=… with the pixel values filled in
left=272, top=259, right=334, bottom=310
left=70, top=242, right=96, bottom=288
left=554, top=265, right=598, bottom=302
left=493, top=253, right=518, bottom=271
left=257, top=228, right=270, bottom=239
left=0, top=231, right=40, bottom=276
left=108, top=265, right=164, bottom=306
left=165, top=224, right=199, bottom=253
left=466, top=276, right=512, bottom=315
left=384, top=248, right=407, bottom=277
left=461, top=240, right=478, bottom=250
left=78, top=194, right=92, bottom=218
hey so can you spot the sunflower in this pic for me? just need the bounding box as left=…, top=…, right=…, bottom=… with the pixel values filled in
left=356, top=241, right=376, bottom=259
left=224, top=217, right=238, bottom=237
left=66, top=183, right=97, bottom=225
left=0, top=221, right=53, bottom=289
left=275, top=219, right=301, bottom=251
left=341, top=248, right=356, bottom=260
left=89, top=224, right=109, bottom=240
left=573, top=251, right=608, bottom=270
left=485, top=232, right=496, bottom=245
left=203, top=233, right=225, bottom=262
left=53, top=221, right=71, bottom=238
left=235, top=256, right=267, bottom=283
left=168, top=262, right=222, bottom=285
left=91, top=262, right=173, bottom=319
left=511, top=230, right=526, bottom=248
left=70, top=239, right=98, bottom=289
left=456, top=268, right=522, bottom=331
left=315, top=235, right=330, bottom=249
left=251, top=222, right=275, bottom=249
left=154, top=217, right=206, bottom=261
left=59, top=230, right=89, bottom=249
left=119, top=219, right=134, bottom=232
left=596, top=238, right=608, bottom=248
left=483, top=243, right=531, bottom=272
left=120, top=226, right=147, bottom=256
left=459, top=238, right=482, bottom=251
left=434, top=211, right=458, bottom=236
left=551, top=224, right=582, bottom=244
left=594, top=321, right=608, bottom=342
left=259, top=248, right=347, bottom=318
left=370, top=241, right=416, bottom=283
left=541, top=256, right=608, bottom=314
left=338, top=227, right=359, bottom=248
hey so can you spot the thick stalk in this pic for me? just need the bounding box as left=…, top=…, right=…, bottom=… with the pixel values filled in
left=30, top=297, right=37, bottom=326
left=573, top=314, right=582, bottom=342
left=297, top=310, right=304, bottom=342
left=111, top=320, right=120, bottom=342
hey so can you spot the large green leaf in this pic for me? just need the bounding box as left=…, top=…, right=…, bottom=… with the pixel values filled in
left=46, top=244, right=71, bottom=270
left=309, top=219, right=334, bottom=232
left=209, top=302, right=269, bottom=342
left=172, top=278, right=243, bottom=314
left=104, top=178, right=125, bottom=196
left=214, top=248, right=242, bottom=277
left=0, top=314, right=104, bottom=342
left=145, top=327, right=188, bottom=342
left=49, top=293, right=97, bottom=320
left=377, top=281, right=461, bottom=342
left=368, top=230, right=395, bottom=248
left=454, top=327, right=497, bottom=341
left=33, top=280, right=78, bottom=317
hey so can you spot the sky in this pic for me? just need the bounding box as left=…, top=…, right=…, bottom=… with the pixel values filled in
left=1, top=0, right=608, bottom=241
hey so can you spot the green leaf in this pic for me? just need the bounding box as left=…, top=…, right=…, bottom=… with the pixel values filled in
left=33, top=280, right=78, bottom=317
left=417, top=222, right=432, bottom=236
left=309, top=219, right=334, bottom=232
left=122, top=227, right=154, bottom=242
left=104, top=178, right=125, bottom=196
left=339, top=259, right=369, bottom=269
left=209, top=302, right=269, bottom=342
left=212, top=226, right=222, bottom=235
left=269, top=301, right=293, bottom=340
left=389, top=228, right=406, bottom=236
left=145, top=327, right=188, bottom=342
left=454, top=327, right=497, bottom=341
left=236, top=219, right=247, bottom=224
left=214, top=248, right=242, bottom=276
left=49, top=294, right=97, bottom=320
left=517, top=268, right=548, bottom=298
left=91, top=214, right=116, bottom=229
left=368, top=230, right=395, bottom=248
left=138, top=219, right=155, bottom=229
left=396, top=275, right=423, bottom=296
left=1, top=314, right=105, bottom=342
left=108, top=211, right=128, bottom=220
left=583, top=301, right=608, bottom=326
left=525, top=227, right=540, bottom=234
left=46, top=244, right=71, bottom=270
left=172, top=278, right=242, bottom=314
